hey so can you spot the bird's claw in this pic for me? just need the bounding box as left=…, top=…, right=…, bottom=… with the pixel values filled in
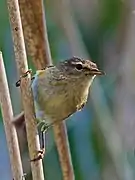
left=41, top=123, right=50, bottom=132
left=36, top=118, right=51, bottom=132
left=16, top=69, right=33, bottom=87
left=30, top=148, right=45, bottom=162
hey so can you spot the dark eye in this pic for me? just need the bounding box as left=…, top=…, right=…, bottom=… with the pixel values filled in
left=75, top=63, right=83, bottom=70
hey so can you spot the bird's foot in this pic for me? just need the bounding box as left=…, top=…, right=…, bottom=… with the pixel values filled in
left=30, top=148, right=45, bottom=162
left=36, top=118, right=51, bottom=132
left=15, top=69, right=33, bottom=87
left=41, top=123, right=51, bottom=132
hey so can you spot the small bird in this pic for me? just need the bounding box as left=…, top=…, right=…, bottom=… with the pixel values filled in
left=14, top=56, right=104, bottom=161
left=15, top=57, right=104, bottom=128
left=30, top=56, right=105, bottom=130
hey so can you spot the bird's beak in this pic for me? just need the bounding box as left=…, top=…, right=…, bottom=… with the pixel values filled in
left=91, top=68, right=105, bottom=75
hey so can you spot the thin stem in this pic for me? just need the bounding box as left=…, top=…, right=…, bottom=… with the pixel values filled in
left=18, top=0, right=52, bottom=69
left=0, top=52, right=24, bottom=180
left=53, top=123, right=74, bottom=180
left=6, top=0, right=44, bottom=179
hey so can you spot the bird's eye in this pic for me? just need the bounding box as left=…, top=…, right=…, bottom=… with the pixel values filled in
left=75, top=63, right=83, bottom=70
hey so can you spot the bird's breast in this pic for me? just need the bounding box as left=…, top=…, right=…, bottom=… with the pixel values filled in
left=70, top=85, right=89, bottom=111
left=32, top=73, right=92, bottom=123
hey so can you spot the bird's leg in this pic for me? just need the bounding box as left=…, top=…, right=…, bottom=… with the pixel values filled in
left=31, top=119, right=59, bottom=161
left=31, top=120, right=60, bottom=161
left=31, top=119, right=51, bottom=162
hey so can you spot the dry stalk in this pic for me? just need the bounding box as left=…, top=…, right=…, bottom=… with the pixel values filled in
left=6, top=0, right=44, bottom=179
left=53, top=123, right=74, bottom=180
left=0, top=52, right=24, bottom=180
left=18, top=0, right=52, bottom=69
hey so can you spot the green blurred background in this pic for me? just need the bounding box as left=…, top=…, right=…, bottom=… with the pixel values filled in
left=1, top=0, right=135, bottom=180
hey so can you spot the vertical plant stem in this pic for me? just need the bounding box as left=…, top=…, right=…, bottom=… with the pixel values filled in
left=18, top=0, right=52, bottom=69
left=0, top=52, right=24, bottom=180
left=53, top=123, right=74, bottom=180
left=6, top=0, right=45, bottom=179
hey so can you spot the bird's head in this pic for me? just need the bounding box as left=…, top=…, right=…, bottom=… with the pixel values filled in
left=57, top=57, right=105, bottom=81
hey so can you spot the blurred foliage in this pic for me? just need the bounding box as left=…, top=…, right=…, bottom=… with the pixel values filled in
left=76, top=0, right=122, bottom=63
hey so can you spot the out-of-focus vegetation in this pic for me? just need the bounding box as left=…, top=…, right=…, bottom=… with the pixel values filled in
left=1, top=0, right=135, bottom=179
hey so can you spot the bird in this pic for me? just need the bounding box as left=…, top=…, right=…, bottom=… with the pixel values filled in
left=15, top=56, right=105, bottom=130
left=31, top=56, right=104, bottom=130
left=14, top=56, right=105, bottom=161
